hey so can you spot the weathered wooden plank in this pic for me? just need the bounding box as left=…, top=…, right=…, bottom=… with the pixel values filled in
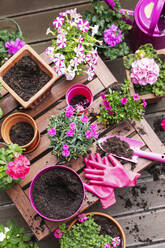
left=0, top=190, right=12, bottom=205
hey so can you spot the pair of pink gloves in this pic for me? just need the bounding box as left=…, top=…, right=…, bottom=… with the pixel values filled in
left=83, top=153, right=141, bottom=209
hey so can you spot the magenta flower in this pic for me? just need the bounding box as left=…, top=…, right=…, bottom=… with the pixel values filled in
left=57, top=38, right=66, bottom=48
left=104, top=100, right=111, bottom=110
left=62, top=150, right=70, bottom=157
left=80, top=115, right=88, bottom=123
left=89, top=123, right=98, bottom=131
left=104, top=24, right=122, bottom=47
left=77, top=19, right=89, bottom=32
left=65, top=105, right=75, bottom=112
left=111, top=237, right=121, bottom=247
left=53, top=53, right=65, bottom=67
left=6, top=154, right=30, bottom=180
left=133, top=93, right=140, bottom=101
left=70, top=122, right=76, bottom=130
left=161, top=119, right=165, bottom=130
left=63, top=144, right=69, bottom=150
left=85, top=130, right=92, bottom=139
left=65, top=110, right=73, bottom=118
left=101, top=92, right=106, bottom=100
left=78, top=213, right=87, bottom=223
left=108, top=110, right=113, bottom=115
left=101, top=243, right=110, bottom=248
left=121, top=97, right=127, bottom=105
left=53, top=17, right=64, bottom=28
left=54, top=228, right=63, bottom=239
left=92, top=131, right=99, bottom=139
left=66, top=129, right=75, bottom=137
left=5, top=38, right=25, bottom=54
left=143, top=100, right=147, bottom=107
left=48, top=128, right=56, bottom=137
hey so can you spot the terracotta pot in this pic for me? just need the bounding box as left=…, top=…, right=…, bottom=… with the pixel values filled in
left=1, top=112, right=40, bottom=153
left=29, top=165, right=85, bottom=222
left=66, top=84, right=93, bottom=113
left=68, top=212, right=126, bottom=248
left=0, top=44, right=59, bottom=109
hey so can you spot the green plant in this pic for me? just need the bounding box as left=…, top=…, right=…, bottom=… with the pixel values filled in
left=0, top=220, right=38, bottom=248
left=47, top=106, right=99, bottom=161
left=97, top=80, right=146, bottom=124
left=0, top=143, right=30, bottom=190
left=55, top=214, right=121, bottom=248
left=83, top=0, right=131, bottom=60
left=124, top=43, right=165, bottom=96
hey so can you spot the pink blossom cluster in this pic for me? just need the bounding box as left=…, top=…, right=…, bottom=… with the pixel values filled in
left=111, top=237, right=121, bottom=247
left=65, top=105, right=74, bottom=118
left=101, top=243, right=110, bottom=248
left=5, top=38, right=25, bottom=55
left=6, top=154, right=30, bottom=180
left=62, top=144, right=70, bottom=157
left=161, top=119, right=165, bottom=130
left=101, top=93, right=113, bottom=115
left=78, top=213, right=88, bottom=223
left=85, top=123, right=99, bottom=139
left=48, top=128, right=56, bottom=136
left=131, top=58, right=160, bottom=86
left=54, top=228, right=63, bottom=239
left=66, top=122, right=76, bottom=137
left=104, top=24, right=123, bottom=47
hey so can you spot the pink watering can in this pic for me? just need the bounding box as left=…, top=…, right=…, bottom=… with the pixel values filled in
left=104, top=0, right=165, bottom=50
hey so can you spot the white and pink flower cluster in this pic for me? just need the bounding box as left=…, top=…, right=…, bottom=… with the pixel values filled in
left=46, top=8, right=100, bottom=81
left=131, top=58, right=160, bottom=86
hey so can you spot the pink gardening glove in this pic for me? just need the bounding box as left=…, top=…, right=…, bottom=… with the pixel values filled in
left=84, top=154, right=141, bottom=188
left=83, top=153, right=116, bottom=209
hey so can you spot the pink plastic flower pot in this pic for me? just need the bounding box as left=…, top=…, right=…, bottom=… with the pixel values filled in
left=29, top=165, right=85, bottom=222
left=66, top=84, right=93, bottom=113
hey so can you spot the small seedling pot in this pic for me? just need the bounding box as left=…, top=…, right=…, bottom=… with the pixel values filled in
left=66, top=84, right=93, bottom=113
left=1, top=112, right=40, bottom=153
left=29, top=165, right=85, bottom=222
left=68, top=212, right=126, bottom=248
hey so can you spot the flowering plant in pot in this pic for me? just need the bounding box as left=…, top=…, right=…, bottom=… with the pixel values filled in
left=0, top=143, right=30, bottom=190
left=46, top=8, right=102, bottom=80
left=47, top=106, right=99, bottom=161
left=0, top=220, right=38, bottom=247
left=83, top=0, right=131, bottom=60
left=54, top=212, right=126, bottom=248
left=97, top=80, right=146, bottom=125
left=124, top=43, right=165, bottom=103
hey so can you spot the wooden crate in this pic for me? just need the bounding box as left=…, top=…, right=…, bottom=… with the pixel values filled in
left=0, top=52, right=164, bottom=240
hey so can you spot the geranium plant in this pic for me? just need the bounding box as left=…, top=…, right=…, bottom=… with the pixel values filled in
left=0, top=220, right=38, bottom=247
left=47, top=106, right=99, bottom=161
left=97, top=80, right=146, bottom=124
left=46, top=8, right=101, bottom=81
left=54, top=214, right=121, bottom=248
left=0, top=143, right=30, bottom=190
left=124, top=43, right=165, bottom=96
left=83, top=0, right=131, bottom=60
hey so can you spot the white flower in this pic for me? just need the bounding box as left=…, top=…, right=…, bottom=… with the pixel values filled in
left=92, top=25, right=99, bottom=36
left=74, top=44, right=84, bottom=56
left=0, top=227, right=9, bottom=242
left=53, top=17, right=64, bottom=28
left=46, top=27, right=51, bottom=35
left=53, top=53, right=65, bottom=67
left=56, top=38, right=66, bottom=48
left=66, top=66, right=76, bottom=80
left=46, top=46, right=54, bottom=60
left=77, top=19, right=89, bottom=32
left=54, top=65, right=66, bottom=76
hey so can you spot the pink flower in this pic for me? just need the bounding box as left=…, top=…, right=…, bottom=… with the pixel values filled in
left=78, top=35, right=83, bottom=43
left=53, top=53, right=65, bottom=67
left=89, top=123, right=98, bottom=131
left=46, top=46, right=54, bottom=60
left=74, top=44, right=85, bottom=57
left=133, top=93, right=140, bottom=101
left=78, top=213, right=87, bottom=223
left=53, top=17, right=64, bottom=28
left=65, top=105, right=74, bottom=118
left=108, top=110, right=114, bottom=115
left=104, top=24, right=122, bottom=47
left=92, top=131, right=99, bottom=139
left=70, top=122, right=76, bottom=129
left=54, top=228, right=63, bottom=239
left=161, top=119, right=165, bottom=130
left=101, top=92, right=106, bottom=100
left=143, top=100, right=147, bottom=108
left=63, top=144, right=69, bottom=150
left=6, top=154, right=30, bottom=180
left=62, top=150, right=70, bottom=157
left=121, top=97, right=127, bottom=105
left=85, top=130, right=92, bottom=139
left=111, top=237, right=121, bottom=247
left=54, top=65, right=66, bottom=76
left=5, top=38, right=25, bottom=54
left=104, top=100, right=111, bottom=110
left=56, top=38, right=66, bottom=48
left=86, top=49, right=98, bottom=66
left=77, top=19, right=89, bottom=32
left=101, top=243, right=110, bottom=248
left=80, top=115, right=88, bottom=123
left=48, top=128, right=56, bottom=136
left=87, top=66, right=95, bottom=81
left=131, top=58, right=159, bottom=86
left=66, top=129, right=75, bottom=137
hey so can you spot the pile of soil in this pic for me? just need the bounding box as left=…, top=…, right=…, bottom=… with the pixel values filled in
left=32, top=167, right=84, bottom=220
left=70, top=95, right=89, bottom=110
left=3, top=56, right=50, bottom=101
left=102, top=136, right=134, bottom=159
left=10, top=121, right=34, bottom=146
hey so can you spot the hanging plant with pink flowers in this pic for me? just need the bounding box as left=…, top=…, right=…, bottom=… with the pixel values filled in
left=46, top=8, right=102, bottom=81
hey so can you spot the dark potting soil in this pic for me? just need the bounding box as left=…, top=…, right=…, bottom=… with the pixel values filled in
left=10, top=122, right=34, bottom=146
left=94, top=215, right=122, bottom=248
left=70, top=95, right=89, bottom=110
left=102, top=136, right=134, bottom=159
left=32, top=168, right=84, bottom=220
left=3, top=56, right=51, bottom=101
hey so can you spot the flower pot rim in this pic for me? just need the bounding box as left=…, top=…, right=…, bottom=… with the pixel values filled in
left=68, top=211, right=126, bottom=248
left=1, top=112, right=38, bottom=150
left=29, top=165, right=85, bottom=222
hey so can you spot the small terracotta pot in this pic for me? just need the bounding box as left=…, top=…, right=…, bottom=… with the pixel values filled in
left=66, top=84, right=93, bottom=113
left=68, top=212, right=126, bottom=248
left=29, top=165, right=85, bottom=222
left=1, top=112, right=40, bottom=153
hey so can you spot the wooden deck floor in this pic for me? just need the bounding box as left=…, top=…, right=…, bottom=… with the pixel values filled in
left=0, top=0, right=165, bottom=247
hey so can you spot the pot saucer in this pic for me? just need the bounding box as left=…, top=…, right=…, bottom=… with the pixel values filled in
left=23, top=130, right=40, bottom=154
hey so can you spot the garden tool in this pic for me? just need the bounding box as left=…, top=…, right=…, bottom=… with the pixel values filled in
left=83, top=153, right=116, bottom=209
left=84, top=154, right=140, bottom=188
left=104, top=0, right=165, bottom=50
left=98, top=135, right=165, bottom=163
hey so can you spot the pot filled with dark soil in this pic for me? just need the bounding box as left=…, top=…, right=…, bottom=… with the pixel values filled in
left=66, top=84, right=93, bottom=113
left=1, top=112, right=40, bottom=153
left=29, top=165, right=85, bottom=221
left=0, top=44, right=58, bottom=108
